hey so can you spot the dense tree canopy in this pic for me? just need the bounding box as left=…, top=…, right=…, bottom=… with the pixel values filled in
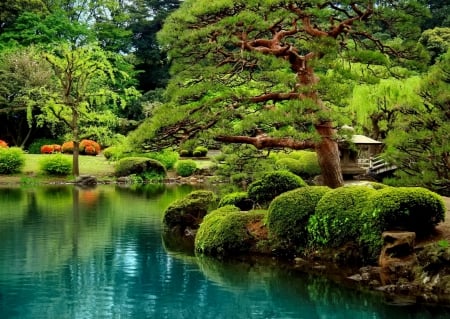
left=130, top=0, right=428, bottom=188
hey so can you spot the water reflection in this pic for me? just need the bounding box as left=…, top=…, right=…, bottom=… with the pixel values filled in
left=0, top=184, right=449, bottom=319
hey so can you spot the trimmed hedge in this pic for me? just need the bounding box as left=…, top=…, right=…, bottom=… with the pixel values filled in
left=267, top=186, right=330, bottom=249
left=39, top=154, right=72, bottom=176
left=364, top=187, right=445, bottom=235
left=218, top=192, right=254, bottom=211
left=0, top=147, right=25, bottom=174
left=307, top=186, right=376, bottom=248
left=163, top=190, right=217, bottom=231
left=195, top=207, right=266, bottom=256
left=247, top=170, right=307, bottom=206
left=115, top=157, right=167, bottom=179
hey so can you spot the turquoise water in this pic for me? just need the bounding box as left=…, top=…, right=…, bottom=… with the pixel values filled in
left=0, top=184, right=449, bottom=319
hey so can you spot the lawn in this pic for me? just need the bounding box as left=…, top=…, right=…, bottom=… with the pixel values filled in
left=0, top=154, right=116, bottom=185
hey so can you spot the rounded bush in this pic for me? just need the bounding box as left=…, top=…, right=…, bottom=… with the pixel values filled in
left=0, top=147, right=25, bottom=174
left=115, top=157, right=167, bottom=179
left=80, top=139, right=101, bottom=155
left=176, top=160, right=197, bottom=177
left=307, top=186, right=376, bottom=248
left=218, top=192, right=254, bottom=211
left=247, top=170, right=307, bottom=206
left=179, top=149, right=191, bottom=157
left=61, top=141, right=74, bottom=154
left=40, top=144, right=61, bottom=154
left=39, top=154, right=72, bottom=176
left=163, top=190, right=218, bottom=231
left=275, top=158, right=303, bottom=175
left=193, top=146, right=208, bottom=157
left=365, top=187, right=445, bottom=235
left=103, top=146, right=122, bottom=160
left=146, top=149, right=179, bottom=170
left=28, top=138, right=60, bottom=154
left=267, top=186, right=330, bottom=248
left=195, top=207, right=266, bottom=256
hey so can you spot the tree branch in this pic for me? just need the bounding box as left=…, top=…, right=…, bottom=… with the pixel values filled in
left=215, top=134, right=316, bottom=150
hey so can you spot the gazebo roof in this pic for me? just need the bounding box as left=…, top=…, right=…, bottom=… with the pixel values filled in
left=351, top=134, right=383, bottom=145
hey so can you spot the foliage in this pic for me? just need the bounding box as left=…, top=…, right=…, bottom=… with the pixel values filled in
left=419, top=27, right=450, bottom=64
left=274, top=151, right=321, bottom=178
left=61, top=141, right=74, bottom=154
left=79, top=139, right=101, bottom=156
left=363, top=187, right=445, bottom=235
left=307, top=186, right=376, bottom=248
left=0, top=139, right=8, bottom=148
left=175, top=160, right=197, bottom=177
left=267, top=186, right=330, bottom=250
left=40, top=144, right=61, bottom=154
left=145, top=149, right=179, bottom=170
left=115, top=157, right=167, bottom=180
left=0, top=146, right=25, bottom=174
left=28, top=138, right=61, bottom=154
left=195, top=207, right=266, bottom=256
left=193, top=146, right=208, bottom=157
left=102, top=146, right=123, bottom=161
left=39, top=154, right=72, bottom=176
left=163, top=190, right=217, bottom=230
left=247, top=170, right=307, bottom=207
left=218, top=192, right=254, bottom=211
left=383, top=50, right=450, bottom=195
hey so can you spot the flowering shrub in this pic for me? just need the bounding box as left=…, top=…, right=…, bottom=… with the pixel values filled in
left=61, top=140, right=100, bottom=155
left=61, top=141, right=74, bottom=154
left=80, top=139, right=101, bottom=156
left=0, top=140, right=8, bottom=148
left=40, top=144, right=61, bottom=154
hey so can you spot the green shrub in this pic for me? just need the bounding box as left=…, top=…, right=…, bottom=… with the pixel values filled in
left=275, top=158, right=303, bottom=175
left=163, top=190, right=218, bottom=231
left=297, top=151, right=321, bottom=177
left=176, top=160, right=197, bottom=177
left=218, top=192, right=254, bottom=211
left=0, top=147, right=25, bottom=174
left=39, top=154, right=72, bottom=176
left=146, top=149, right=179, bottom=170
left=307, top=186, right=376, bottom=248
left=195, top=207, right=266, bottom=256
left=115, top=157, right=167, bottom=180
left=193, top=146, right=208, bottom=157
left=103, top=146, right=123, bottom=160
left=247, top=170, right=307, bottom=206
left=179, top=149, right=192, bottom=157
left=267, top=186, right=330, bottom=249
left=364, top=187, right=445, bottom=235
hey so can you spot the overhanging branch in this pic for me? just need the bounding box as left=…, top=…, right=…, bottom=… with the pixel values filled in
left=215, top=134, right=316, bottom=150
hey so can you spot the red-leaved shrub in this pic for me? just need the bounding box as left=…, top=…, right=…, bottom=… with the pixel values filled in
left=80, top=139, right=101, bottom=156
left=61, top=141, right=74, bottom=154
left=0, top=140, right=8, bottom=148
left=40, top=144, right=61, bottom=154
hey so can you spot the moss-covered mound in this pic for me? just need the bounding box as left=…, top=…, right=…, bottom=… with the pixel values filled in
left=267, top=186, right=330, bottom=250
left=247, top=170, right=307, bottom=206
left=218, top=192, right=254, bottom=211
left=307, top=186, right=376, bottom=248
left=115, top=156, right=167, bottom=179
left=195, top=206, right=267, bottom=256
left=163, top=190, right=217, bottom=234
left=364, top=187, right=445, bottom=235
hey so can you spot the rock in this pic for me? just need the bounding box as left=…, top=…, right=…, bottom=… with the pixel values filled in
left=75, top=175, right=97, bottom=186
left=379, top=231, right=417, bottom=285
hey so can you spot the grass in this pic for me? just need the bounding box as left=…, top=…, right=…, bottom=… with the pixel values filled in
left=0, top=154, right=116, bottom=185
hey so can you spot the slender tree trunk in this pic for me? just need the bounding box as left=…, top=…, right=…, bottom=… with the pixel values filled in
left=72, top=108, right=80, bottom=177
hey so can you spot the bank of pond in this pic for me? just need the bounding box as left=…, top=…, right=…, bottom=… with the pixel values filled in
left=0, top=180, right=449, bottom=318
left=162, top=171, right=450, bottom=306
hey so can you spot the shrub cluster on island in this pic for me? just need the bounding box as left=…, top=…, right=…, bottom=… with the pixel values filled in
left=162, top=170, right=449, bottom=303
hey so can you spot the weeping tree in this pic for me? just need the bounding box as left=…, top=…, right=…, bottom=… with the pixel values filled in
left=131, top=0, right=427, bottom=188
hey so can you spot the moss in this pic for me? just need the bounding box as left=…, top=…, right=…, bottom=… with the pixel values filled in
left=163, top=190, right=218, bottom=232
left=267, top=186, right=330, bottom=250
left=247, top=170, right=307, bottom=207
left=307, top=186, right=376, bottom=248
left=115, top=156, right=167, bottom=179
left=218, top=192, right=254, bottom=211
left=195, top=207, right=267, bottom=256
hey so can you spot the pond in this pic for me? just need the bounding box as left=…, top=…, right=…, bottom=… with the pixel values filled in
left=0, top=184, right=449, bottom=319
